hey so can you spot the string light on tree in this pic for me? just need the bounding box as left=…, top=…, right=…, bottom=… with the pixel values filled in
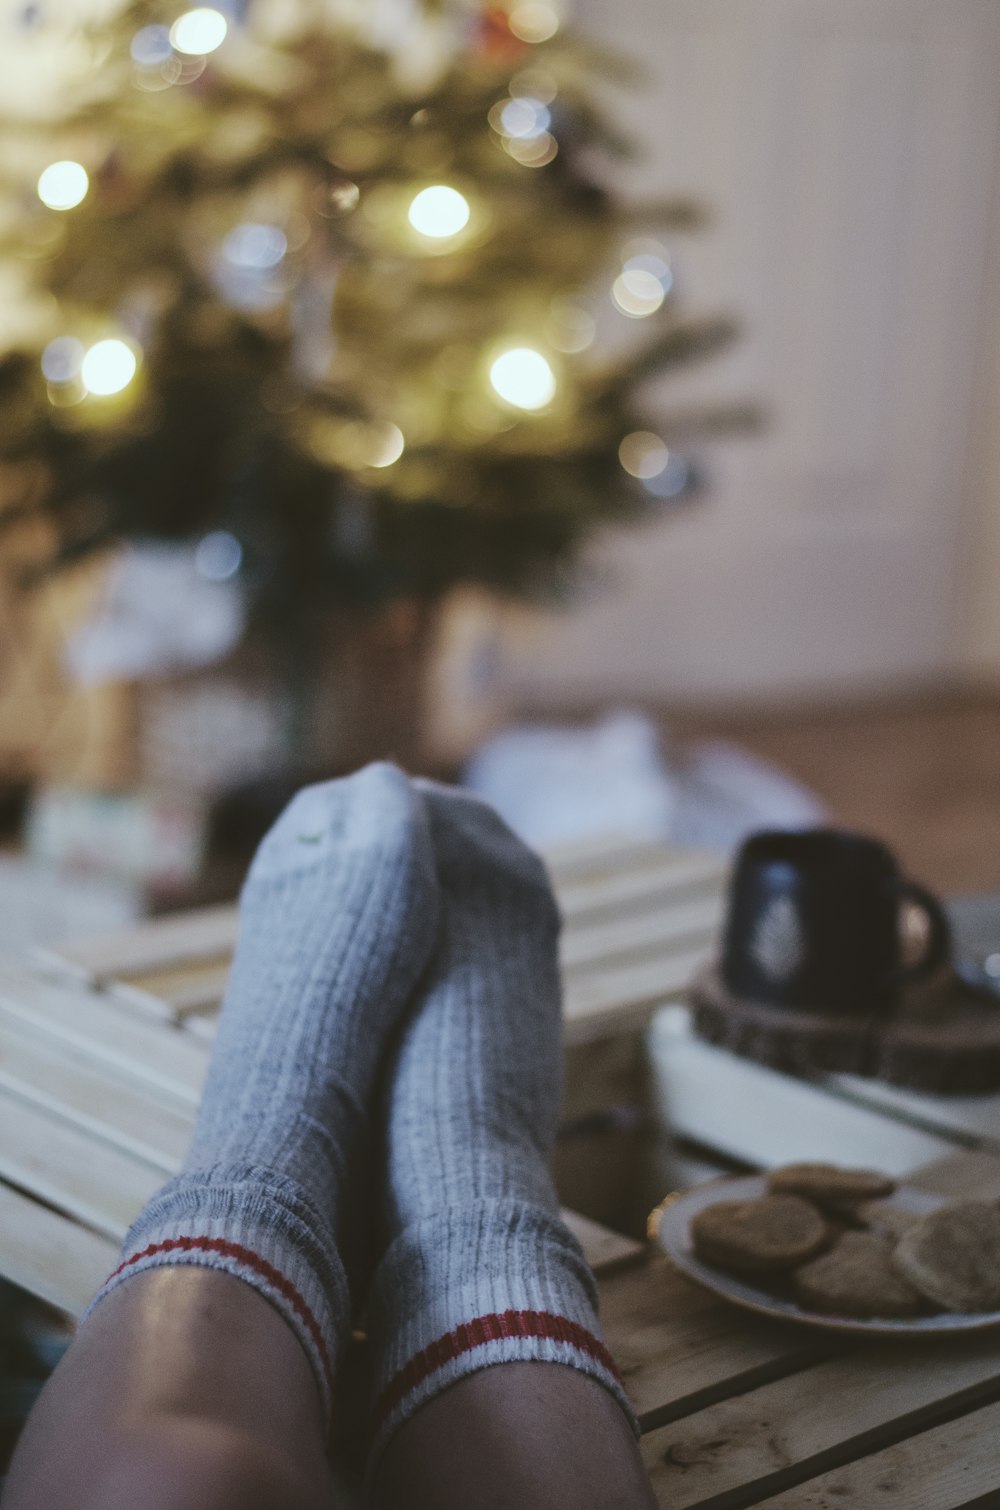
left=545, top=297, right=595, bottom=353
left=80, top=339, right=138, bottom=397
left=40, top=337, right=85, bottom=385
left=489, top=347, right=556, bottom=410
left=508, top=3, right=561, bottom=43
left=618, top=431, right=669, bottom=480
left=407, top=185, right=470, bottom=240
left=366, top=422, right=405, bottom=468
left=131, top=25, right=173, bottom=66
left=612, top=267, right=666, bottom=319
left=169, top=7, right=227, bottom=56
left=37, top=161, right=88, bottom=211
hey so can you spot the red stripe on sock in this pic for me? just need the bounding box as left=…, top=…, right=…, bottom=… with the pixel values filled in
left=105, top=1236, right=334, bottom=1400
left=372, top=1309, right=626, bottom=1431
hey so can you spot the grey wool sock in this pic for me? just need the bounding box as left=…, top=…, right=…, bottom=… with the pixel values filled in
left=85, top=762, right=439, bottom=1425
left=366, top=782, right=637, bottom=1472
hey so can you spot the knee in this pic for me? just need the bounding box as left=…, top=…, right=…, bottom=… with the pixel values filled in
left=85, top=1416, right=329, bottom=1510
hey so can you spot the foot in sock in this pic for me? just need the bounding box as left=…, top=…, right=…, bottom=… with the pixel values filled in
left=366, top=781, right=637, bottom=1471
left=85, top=762, right=439, bottom=1424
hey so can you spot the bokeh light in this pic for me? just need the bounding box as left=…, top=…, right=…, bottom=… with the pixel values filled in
left=170, top=8, right=227, bottom=56
left=611, top=268, right=666, bottom=318
left=130, top=25, right=172, bottom=66
left=499, top=97, right=551, bottom=140
left=37, top=161, right=89, bottom=211
left=546, top=298, right=595, bottom=353
left=508, top=135, right=557, bottom=167
left=618, top=431, right=669, bottom=480
left=81, top=339, right=138, bottom=396
left=508, top=3, right=560, bottom=43
left=624, top=251, right=673, bottom=294
left=222, top=222, right=287, bottom=269
left=643, top=453, right=692, bottom=499
left=41, top=336, right=84, bottom=384
left=195, top=530, right=242, bottom=580
left=366, top=422, right=405, bottom=468
left=510, top=69, right=558, bottom=105
left=489, top=348, right=556, bottom=410
left=407, top=185, right=470, bottom=239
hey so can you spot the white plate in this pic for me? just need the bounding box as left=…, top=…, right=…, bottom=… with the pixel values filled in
left=649, top=1174, right=1000, bottom=1337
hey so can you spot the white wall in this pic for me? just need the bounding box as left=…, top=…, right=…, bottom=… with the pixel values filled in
left=498, top=0, right=1000, bottom=708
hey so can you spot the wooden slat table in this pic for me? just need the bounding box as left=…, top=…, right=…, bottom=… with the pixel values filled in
left=6, top=834, right=1000, bottom=1504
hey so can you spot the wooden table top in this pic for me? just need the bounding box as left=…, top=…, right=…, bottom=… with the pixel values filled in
left=4, top=834, right=1000, bottom=1506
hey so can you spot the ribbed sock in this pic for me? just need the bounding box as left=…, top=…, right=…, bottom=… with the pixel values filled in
left=85, top=763, right=439, bottom=1424
left=366, top=782, right=637, bottom=1473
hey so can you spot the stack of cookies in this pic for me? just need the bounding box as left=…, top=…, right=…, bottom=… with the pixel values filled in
left=689, top=1163, right=1000, bottom=1320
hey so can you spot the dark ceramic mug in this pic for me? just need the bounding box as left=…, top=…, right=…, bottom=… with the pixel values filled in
left=720, top=829, right=951, bottom=1017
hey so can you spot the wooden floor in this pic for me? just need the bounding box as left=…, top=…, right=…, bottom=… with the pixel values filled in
left=671, top=690, right=1000, bottom=896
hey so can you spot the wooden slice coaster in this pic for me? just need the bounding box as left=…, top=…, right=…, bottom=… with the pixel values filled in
left=690, top=969, right=1000, bottom=1093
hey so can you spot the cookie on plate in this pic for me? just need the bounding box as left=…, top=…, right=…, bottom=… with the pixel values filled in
left=768, top=1163, right=895, bottom=1210
left=854, top=1198, right=921, bottom=1243
left=793, top=1231, right=924, bottom=1318
left=691, top=1195, right=828, bottom=1275
left=894, top=1200, right=1000, bottom=1313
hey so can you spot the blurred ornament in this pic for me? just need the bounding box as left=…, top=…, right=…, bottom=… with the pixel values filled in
left=489, top=347, right=556, bottom=410
left=37, top=160, right=88, bottom=210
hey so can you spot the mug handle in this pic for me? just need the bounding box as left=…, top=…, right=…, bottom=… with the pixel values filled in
left=892, top=880, right=952, bottom=986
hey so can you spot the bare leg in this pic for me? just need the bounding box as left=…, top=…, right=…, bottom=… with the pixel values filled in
left=3, top=1268, right=333, bottom=1510
left=374, top=1363, right=657, bottom=1510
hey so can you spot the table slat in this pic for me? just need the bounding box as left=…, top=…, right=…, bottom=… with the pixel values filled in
left=752, top=1398, right=1000, bottom=1509
left=0, top=1180, right=117, bottom=1317
left=0, top=965, right=208, bottom=1103
left=598, top=1255, right=831, bottom=1429
left=0, top=1013, right=191, bottom=1172
left=561, top=1209, right=645, bottom=1273
left=564, top=949, right=714, bottom=1044
left=107, top=960, right=232, bottom=1022
left=560, top=894, right=723, bottom=973
left=33, top=904, right=239, bottom=986
left=639, top=1335, right=1000, bottom=1510
left=0, top=1088, right=162, bottom=1241
left=558, top=854, right=727, bottom=925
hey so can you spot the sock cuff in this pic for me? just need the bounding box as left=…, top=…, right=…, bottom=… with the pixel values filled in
left=366, top=1199, right=638, bottom=1470
left=83, top=1168, right=350, bottom=1425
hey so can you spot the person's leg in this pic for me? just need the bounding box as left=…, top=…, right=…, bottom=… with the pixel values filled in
left=3, top=1268, right=331, bottom=1510
left=5, top=764, right=439, bottom=1509
left=366, top=783, right=657, bottom=1509
left=376, top=1364, right=656, bottom=1510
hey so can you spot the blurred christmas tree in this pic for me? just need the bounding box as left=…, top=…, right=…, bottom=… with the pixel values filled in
left=0, top=0, right=744, bottom=773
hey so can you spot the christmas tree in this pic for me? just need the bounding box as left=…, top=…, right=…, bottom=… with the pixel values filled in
left=0, top=0, right=742, bottom=647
